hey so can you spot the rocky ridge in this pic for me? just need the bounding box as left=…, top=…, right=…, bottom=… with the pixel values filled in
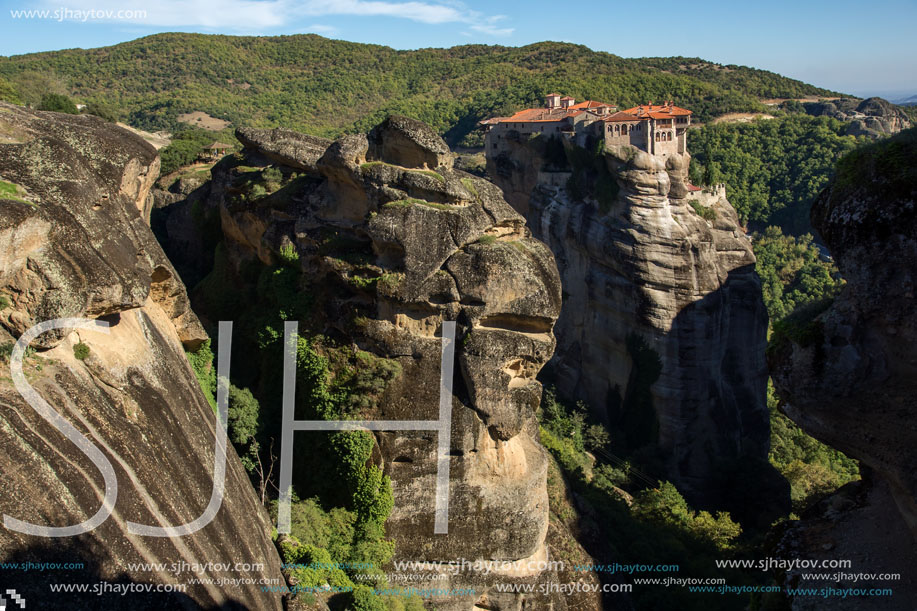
left=802, top=97, right=911, bottom=138
left=487, top=134, right=788, bottom=523
left=155, top=115, right=604, bottom=610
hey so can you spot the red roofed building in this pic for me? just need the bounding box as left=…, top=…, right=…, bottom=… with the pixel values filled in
left=604, top=101, right=692, bottom=156
left=480, top=94, right=619, bottom=154
left=480, top=95, right=693, bottom=158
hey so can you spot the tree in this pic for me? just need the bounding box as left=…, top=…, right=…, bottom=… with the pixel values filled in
left=584, top=424, right=611, bottom=451
left=84, top=101, right=118, bottom=122
left=38, top=93, right=78, bottom=114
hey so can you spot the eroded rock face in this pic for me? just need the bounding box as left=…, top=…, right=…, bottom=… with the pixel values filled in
left=202, top=118, right=579, bottom=609
left=0, top=103, right=284, bottom=610
left=803, top=97, right=911, bottom=138
left=488, top=136, right=788, bottom=523
left=769, top=128, right=917, bottom=539
left=236, top=126, right=332, bottom=174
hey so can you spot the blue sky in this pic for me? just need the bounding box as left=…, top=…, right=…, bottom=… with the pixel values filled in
left=1, top=0, right=915, bottom=98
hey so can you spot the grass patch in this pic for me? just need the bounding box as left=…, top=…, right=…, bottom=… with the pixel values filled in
left=476, top=234, right=497, bottom=245
left=382, top=198, right=421, bottom=209
left=0, top=295, right=9, bottom=310
left=410, top=168, right=445, bottom=182
left=460, top=177, right=479, bottom=198
left=0, top=180, right=32, bottom=205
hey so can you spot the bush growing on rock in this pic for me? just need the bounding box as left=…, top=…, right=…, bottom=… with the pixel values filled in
left=73, top=341, right=90, bottom=361
left=38, top=93, right=78, bottom=114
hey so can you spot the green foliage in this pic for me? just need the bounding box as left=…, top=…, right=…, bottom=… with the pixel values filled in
left=38, top=93, right=78, bottom=114
left=689, top=200, right=716, bottom=221
left=0, top=181, right=31, bottom=205
left=753, top=226, right=843, bottom=321
left=540, top=387, right=588, bottom=453
left=593, top=463, right=630, bottom=489
left=832, top=126, right=917, bottom=205
left=767, top=383, right=859, bottom=511
left=689, top=115, right=862, bottom=234
left=349, top=585, right=386, bottom=611
left=73, top=341, right=90, bottom=361
left=160, top=128, right=237, bottom=175
left=476, top=234, right=497, bottom=245
left=539, top=389, right=756, bottom=610
left=186, top=339, right=218, bottom=410
left=0, top=34, right=835, bottom=145
left=0, top=295, right=9, bottom=310
left=584, top=423, right=610, bottom=451
left=278, top=243, right=300, bottom=266
left=0, top=76, right=20, bottom=104
left=227, top=385, right=260, bottom=444
left=0, top=342, right=14, bottom=361
left=632, top=482, right=742, bottom=550
left=84, top=101, right=118, bottom=122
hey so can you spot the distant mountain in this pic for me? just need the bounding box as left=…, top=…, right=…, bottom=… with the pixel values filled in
left=0, top=33, right=838, bottom=145
left=894, top=94, right=917, bottom=106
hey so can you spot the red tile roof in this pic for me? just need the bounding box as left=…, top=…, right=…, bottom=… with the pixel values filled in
left=570, top=100, right=614, bottom=110
left=623, top=103, right=692, bottom=118
left=604, top=111, right=644, bottom=123
left=495, top=107, right=585, bottom=123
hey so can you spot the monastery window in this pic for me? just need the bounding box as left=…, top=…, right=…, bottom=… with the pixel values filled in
left=622, top=125, right=628, bottom=135
left=668, top=132, right=673, bottom=141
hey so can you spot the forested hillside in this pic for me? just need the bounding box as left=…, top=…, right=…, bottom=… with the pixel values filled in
left=0, top=33, right=836, bottom=145
left=688, top=115, right=863, bottom=235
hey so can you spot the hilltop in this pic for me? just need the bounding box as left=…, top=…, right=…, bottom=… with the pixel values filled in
left=0, top=33, right=837, bottom=145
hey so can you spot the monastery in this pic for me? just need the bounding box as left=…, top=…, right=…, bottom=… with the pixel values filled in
left=481, top=94, right=693, bottom=157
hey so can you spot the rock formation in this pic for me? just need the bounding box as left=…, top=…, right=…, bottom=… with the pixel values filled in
left=0, top=102, right=285, bottom=610
left=803, top=97, right=911, bottom=138
left=769, top=127, right=917, bottom=541
left=488, top=134, right=788, bottom=523
left=165, top=116, right=604, bottom=609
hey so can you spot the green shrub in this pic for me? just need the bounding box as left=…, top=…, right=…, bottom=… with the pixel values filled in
left=476, top=234, right=497, bottom=245
left=0, top=295, right=9, bottom=310
left=84, top=102, right=118, bottom=122
left=73, top=341, right=90, bottom=361
left=278, top=243, right=300, bottom=266
left=0, top=342, right=13, bottom=361
left=631, top=481, right=742, bottom=550
left=186, top=340, right=217, bottom=410
left=689, top=200, right=716, bottom=221
left=38, top=93, right=78, bottom=114
left=349, top=585, right=386, bottom=611
left=228, top=385, right=260, bottom=444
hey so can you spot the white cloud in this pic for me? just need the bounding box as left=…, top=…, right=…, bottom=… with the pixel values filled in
left=306, top=23, right=339, bottom=35
left=31, top=0, right=511, bottom=33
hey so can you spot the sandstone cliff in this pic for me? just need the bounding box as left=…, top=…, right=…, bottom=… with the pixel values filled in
left=155, top=116, right=604, bottom=610
left=0, top=102, right=285, bottom=610
left=488, top=134, right=788, bottom=523
left=769, top=127, right=917, bottom=541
